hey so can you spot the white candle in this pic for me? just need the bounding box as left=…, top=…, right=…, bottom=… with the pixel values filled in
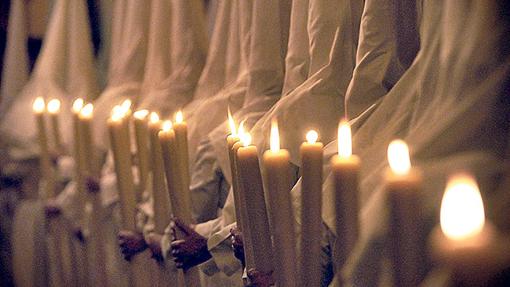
left=33, top=97, right=55, bottom=198
left=386, top=139, right=424, bottom=287
left=430, top=173, right=510, bottom=285
left=133, top=109, right=151, bottom=202
left=47, top=98, right=63, bottom=152
left=262, top=120, right=297, bottom=286
left=300, top=130, right=323, bottom=287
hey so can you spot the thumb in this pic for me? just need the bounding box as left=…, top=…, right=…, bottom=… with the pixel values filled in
left=173, top=218, right=195, bottom=236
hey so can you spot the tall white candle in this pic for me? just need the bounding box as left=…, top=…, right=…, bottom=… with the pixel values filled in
left=133, top=109, right=151, bottom=202
left=47, top=98, right=63, bottom=152
left=33, top=97, right=55, bottom=198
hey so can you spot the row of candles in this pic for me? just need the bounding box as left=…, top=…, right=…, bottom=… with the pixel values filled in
left=33, top=96, right=509, bottom=286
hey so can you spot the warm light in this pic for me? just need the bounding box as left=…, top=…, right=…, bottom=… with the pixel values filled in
left=238, top=120, right=246, bottom=137
left=306, top=130, right=318, bottom=144
left=111, top=106, right=123, bottom=122
left=133, top=109, right=149, bottom=120
left=387, top=139, right=411, bottom=175
left=440, top=173, right=485, bottom=241
left=270, top=119, right=280, bottom=152
left=121, top=99, right=132, bottom=113
left=175, top=111, right=184, bottom=123
left=162, top=120, right=173, bottom=132
left=337, top=120, right=352, bottom=158
left=79, top=103, right=94, bottom=119
left=241, top=132, right=252, bottom=147
left=47, top=99, right=61, bottom=114
left=33, top=97, right=45, bottom=113
left=72, top=98, right=84, bottom=114
left=228, top=107, right=237, bottom=137
left=150, top=112, right=160, bottom=124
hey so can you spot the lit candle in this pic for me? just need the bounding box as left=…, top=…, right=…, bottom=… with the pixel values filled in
left=330, top=120, right=360, bottom=281
left=226, top=110, right=242, bottom=225
left=33, top=97, right=55, bottom=198
left=262, top=120, right=297, bottom=286
left=71, top=99, right=86, bottom=220
left=430, top=173, right=510, bottom=285
left=173, top=111, right=191, bottom=218
left=47, top=98, right=63, bottom=152
left=78, top=104, right=96, bottom=176
left=300, top=130, right=323, bottom=286
left=107, top=106, right=137, bottom=230
left=237, top=132, right=273, bottom=274
left=386, top=139, right=424, bottom=287
left=133, top=109, right=151, bottom=202
left=148, top=116, right=170, bottom=233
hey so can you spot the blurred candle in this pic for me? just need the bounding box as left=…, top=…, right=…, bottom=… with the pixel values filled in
left=33, top=97, right=55, bottom=198
left=71, top=99, right=86, bottom=219
left=226, top=110, right=242, bottom=224
left=148, top=116, right=170, bottom=233
left=172, top=111, right=193, bottom=222
left=78, top=104, right=95, bottom=175
left=430, top=173, right=510, bottom=285
left=237, top=132, right=273, bottom=274
left=262, top=120, right=297, bottom=286
left=386, top=139, right=424, bottom=287
left=47, top=98, right=62, bottom=151
left=133, top=109, right=150, bottom=202
left=300, top=130, right=323, bottom=286
left=330, top=120, right=360, bottom=281
left=108, top=106, right=137, bottom=230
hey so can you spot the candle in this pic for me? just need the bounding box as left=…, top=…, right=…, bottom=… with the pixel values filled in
left=430, top=173, right=510, bottom=285
left=33, top=97, right=55, bottom=198
left=148, top=116, right=171, bottom=233
left=78, top=104, right=96, bottom=176
left=71, top=99, right=87, bottom=220
left=173, top=111, right=191, bottom=219
left=261, top=120, right=297, bottom=286
left=386, top=139, right=424, bottom=287
left=47, top=98, right=63, bottom=152
left=300, top=130, right=323, bottom=287
left=330, top=120, right=360, bottom=282
left=108, top=106, right=137, bottom=230
left=237, top=132, right=273, bottom=274
left=226, top=111, right=242, bottom=224
left=133, top=109, right=151, bottom=202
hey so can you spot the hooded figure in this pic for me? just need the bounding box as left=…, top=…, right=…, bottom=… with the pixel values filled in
left=306, top=0, right=509, bottom=285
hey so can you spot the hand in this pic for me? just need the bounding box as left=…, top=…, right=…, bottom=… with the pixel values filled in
left=45, top=199, right=61, bottom=218
left=170, top=218, right=212, bottom=270
left=247, top=268, right=275, bottom=287
left=118, top=230, right=147, bottom=261
left=146, top=233, right=164, bottom=262
left=230, top=226, right=245, bottom=268
left=86, top=176, right=100, bottom=194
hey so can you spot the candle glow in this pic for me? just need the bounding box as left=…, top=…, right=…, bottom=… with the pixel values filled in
left=387, top=139, right=411, bottom=175
left=306, top=130, right=318, bottom=144
left=47, top=99, right=61, bottom=114
left=241, top=132, right=252, bottom=147
left=228, top=108, right=237, bottom=137
left=33, top=97, right=45, bottom=113
left=79, top=103, right=94, bottom=119
left=150, top=112, right=160, bottom=124
left=133, top=109, right=149, bottom=120
left=72, top=98, right=84, bottom=114
left=270, top=119, right=280, bottom=152
left=338, top=120, right=352, bottom=158
left=175, top=111, right=184, bottom=123
left=121, top=99, right=132, bottom=113
left=440, top=173, right=485, bottom=241
left=162, top=120, right=173, bottom=131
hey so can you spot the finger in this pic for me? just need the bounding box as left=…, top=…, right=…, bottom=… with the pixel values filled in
left=170, top=239, right=185, bottom=248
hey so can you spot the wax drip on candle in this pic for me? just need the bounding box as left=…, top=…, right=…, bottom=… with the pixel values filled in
left=338, top=120, right=352, bottom=158
left=47, top=99, right=61, bottom=114
left=228, top=107, right=237, bottom=137
left=80, top=103, right=94, bottom=119
left=440, top=173, right=485, bottom=241
left=133, top=109, right=149, bottom=120
left=162, top=120, right=173, bottom=131
left=175, top=111, right=184, bottom=123
left=72, top=98, right=84, bottom=114
left=387, top=139, right=411, bottom=175
left=33, top=97, right=45, bottom=113
left=270, top=119, right=280, bottom=152
left=306, top=130, right=319, bottom=144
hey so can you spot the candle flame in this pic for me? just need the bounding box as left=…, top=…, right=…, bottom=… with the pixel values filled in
left=175, top=111, right=184, bottom=123
left=47, top=99, right=61, bottom=114
left=133, top=109, right=149, bottom=120
left=440, top=173, right=485, bottom=241
left=387, top=139, right=411, bottom=175
left=111, top=106, right=123, bottom=122
left=162, top=120, right=173, bottom=131
left=80, top=103, right=94, bottom=119
left=33, top=97, right=45, bottom=113
left=270, top=119, right=280, bottom=152
left=238, top=120, right=246, bottom=137
left=121, top=99, right=132, bottom=113
left=150, top=112, right=160, bottom=124
left=306, top=130, right=318, bottom=144
left=228, top=107, right=237, bottom=137
left=72, top=98, right=84, bottom=114
left=338, top=120, right=352, bottom=158
left=241, top=132, right=252, bottom=147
